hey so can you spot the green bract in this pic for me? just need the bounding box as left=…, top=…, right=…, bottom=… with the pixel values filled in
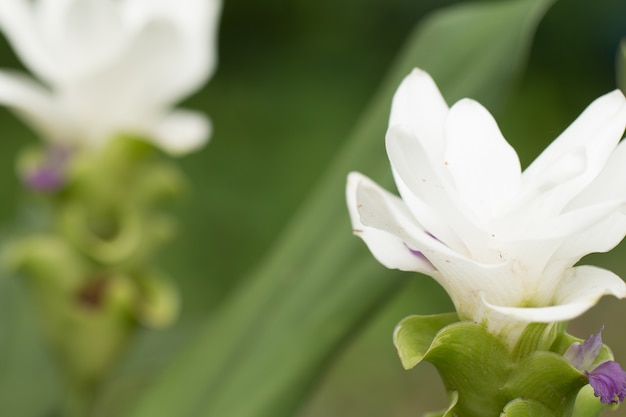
left=394, top=315, right=612, bottom=417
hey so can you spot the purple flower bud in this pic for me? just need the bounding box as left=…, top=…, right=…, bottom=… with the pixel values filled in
left=24, top=165, right=66, bottom=192
left=563, top=326, right=604, bottom=370
left=585, top=361, right=626, bottom=405
left=22, top=146, right=71, bottom=193
left=564, top=327, right=626, bottom=405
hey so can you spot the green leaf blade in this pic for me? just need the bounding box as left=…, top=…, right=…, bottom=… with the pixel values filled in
left=120, top=1, right=556, bottom=416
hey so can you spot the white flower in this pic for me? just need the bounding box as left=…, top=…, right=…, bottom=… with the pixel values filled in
left=347, top=68, right=626, bottom=335
left=0, top=0, right=221, bottom=155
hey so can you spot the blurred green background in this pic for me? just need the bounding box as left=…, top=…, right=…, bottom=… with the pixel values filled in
left=1, top=0, right=626, bottom=416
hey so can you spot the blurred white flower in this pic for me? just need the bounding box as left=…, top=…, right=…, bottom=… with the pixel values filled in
left=348, top=68, right=626, bottom=334
left=0, top=0, right=221, bottom=155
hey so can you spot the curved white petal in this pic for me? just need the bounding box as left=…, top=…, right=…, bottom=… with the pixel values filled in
left=36, top=0, right=126, bottom=84
left=503, top=148, right=588, bottom=236
left=386, top=125, right=464, bottom=252
left=524, top=90, right=626, bottom=181
left=0, top=0, right=58, bottom=83
left=526, top=199, right=626, bottom=242
left=551, top=212, right=626, bottom=263
left=121, top=0, right=221, bottom=105
left=422, top=247, right=524, bottom=321
left=482, top=265, right=626, bottom=322
left=347, top=172, right=436, bottom=274
left=443, top=98, right=521, bottom=218
left=349, top=172, right=531, bottom=320
left=568, top=139, right=626, bottom=210
left=386, top=125, right=486, bottom=256
left=515, top=90, right=626, bottom=221
left=0, top=70, right=68, bottom=141
left=81, top=18, right=185, bottom=115
left=389, top=68, right=449, bottom=160
left=146, top=110, right=211, bottom=155
left=56, top=18, right=189, bottom=146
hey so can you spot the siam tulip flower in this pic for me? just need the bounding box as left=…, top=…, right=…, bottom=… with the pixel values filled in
left=564, top=327, right=626, bottom=405
left=0, top=0, right=221, bottom=155
left=347, top=68, right=626, bottom=338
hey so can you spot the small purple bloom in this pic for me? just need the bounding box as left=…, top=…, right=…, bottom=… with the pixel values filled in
left=564, top=326, right=604, bottom=370
left=25, top=165, right=66, bottom=191
left=585, top=361, right=626, bottom=405
left=564, top=327, right=626, bottom=405
left=22, top=146, right=71, bottom=193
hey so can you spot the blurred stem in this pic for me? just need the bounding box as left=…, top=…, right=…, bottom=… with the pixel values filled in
left=64, top=380, right=95, bottom=417
left=6, top=138, right=183, bottom=416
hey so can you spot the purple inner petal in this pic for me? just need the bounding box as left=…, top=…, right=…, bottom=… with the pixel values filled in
left=564, top=326, right=604, bottom=370
left=586, top=361, right=626, bottom=404
left=22, top=146, right=72, bottom=193
left=404, top=242, right=425, bottom=258
left=403, top=242, right=437, bottom=270
left=24, top=166, right=66, bottom=191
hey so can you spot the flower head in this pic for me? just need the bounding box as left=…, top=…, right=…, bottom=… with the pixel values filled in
left=347, top=68, right=626, bottom=335
left=0, top=0, right=221, bottom=155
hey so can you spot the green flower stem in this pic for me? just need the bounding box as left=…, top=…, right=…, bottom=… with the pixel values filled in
left=122, top=1, right=555, bottom=417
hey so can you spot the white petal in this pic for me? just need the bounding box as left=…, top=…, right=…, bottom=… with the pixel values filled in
left=516, top=90, right=626, bottom=219
left=168, top=0, right=221, bottom=100
left=524, top=90, right=626, bottom=181
left=443, top=98, right=521, bottom=218
left=89, top=18, right=185, bottom=112
left=526, top=199, right=626, bottom=242
left=386, top=125, right=463, bottom=250
left=0, top=0, right=58, bottom=83
left=147, top=110, right=211, bottom=155
left=502, top=148, right=588, bottom=236
left=389, top=68, right=448, bottom=160
left=349, top=172, right=530, bottom=321
left=568, top=139, right=626, bottom=210
left=386, top=125, right=485, bottom=256
left=0, top=70, right=69, bottom=141
left=56, top=18, right=187, bottom=142
left=482, top=265, right=626, bottom=322
left=551, top=212, right=626, bottom=263
left=121, top=0, right=221, bottom=104
left=36, top=0, right=126, bottom=84
left=422, top=247, right=525, bottom=321
left=347, top=172, right=436, bottom=274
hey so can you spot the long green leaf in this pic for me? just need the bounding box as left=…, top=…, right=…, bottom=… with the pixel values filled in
left=123, top=0, right=554, bottom=416
left=0, top=278, right=61, bottom=417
